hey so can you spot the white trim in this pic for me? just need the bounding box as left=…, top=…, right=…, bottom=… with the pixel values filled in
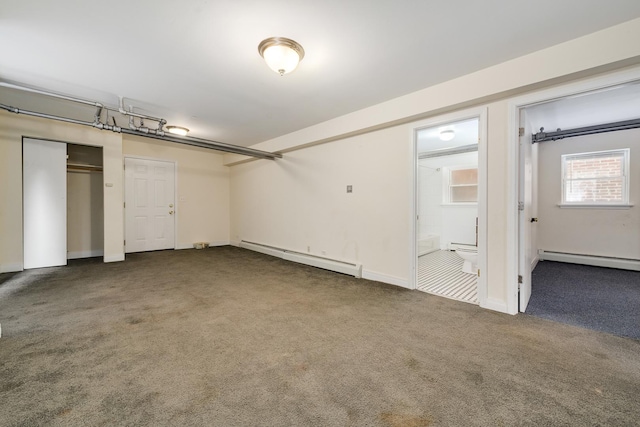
left=67, top=250, right=104, bottom=260
left=239, top=240, right=362, bottom=278
left=506, top=64, right=640, bottom=315
left=539, top=250, right=640, bottom=271
left=104, top=254, right=125, bottom=262
left=411, top=107, right=488, bottom=308
left=0, top=264, right=23, bottom=273
left=483, top=297, right=509, bottom=313
left=362, top=270, right=411, bottom=289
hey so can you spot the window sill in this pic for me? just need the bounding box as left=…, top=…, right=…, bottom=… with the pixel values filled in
left=557, top=203, right=633, bottom=209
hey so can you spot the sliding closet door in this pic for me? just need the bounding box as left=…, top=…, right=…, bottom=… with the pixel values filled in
left=23, top=138, right=67, bottom=269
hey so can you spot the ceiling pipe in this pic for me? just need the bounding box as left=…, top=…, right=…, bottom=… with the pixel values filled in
left=118, top=96, right=167, bottom=128
left=0, top=83, right=282, bottom=160
left=0, top=102, right=281, bottom=160
left=0, top=82, right=103, bottom=109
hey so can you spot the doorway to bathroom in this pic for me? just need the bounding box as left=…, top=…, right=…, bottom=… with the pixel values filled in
left=413, top=111, right=487, bottom=305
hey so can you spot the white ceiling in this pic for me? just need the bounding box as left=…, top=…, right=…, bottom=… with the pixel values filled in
left=417, top=118, right=478, bottom=154
left=2, top=1, right=640, bottom=148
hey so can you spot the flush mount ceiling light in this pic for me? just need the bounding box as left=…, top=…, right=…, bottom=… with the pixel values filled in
left=258, top=37, right=305, bottom=76
left=166, top=126, right=189, bottom=136
left=439, top=129, right=455, bottom=141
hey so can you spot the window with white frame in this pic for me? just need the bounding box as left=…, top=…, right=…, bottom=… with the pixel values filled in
left=443, top=166, right=478, bottom=203
left=561, top=149, right=629, bottom=205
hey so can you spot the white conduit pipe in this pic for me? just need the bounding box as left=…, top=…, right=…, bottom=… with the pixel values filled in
left=0, top=83, right=282, bottom=160
left=0, top=82, right=103, bottom=108
left=0, top=102, right=281, bottom=160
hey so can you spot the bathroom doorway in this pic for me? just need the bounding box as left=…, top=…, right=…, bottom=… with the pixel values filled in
left=413, top=111, right=487, bottom=305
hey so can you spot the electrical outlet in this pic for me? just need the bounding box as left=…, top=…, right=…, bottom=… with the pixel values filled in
left=347, top=185, right=353, bottom=193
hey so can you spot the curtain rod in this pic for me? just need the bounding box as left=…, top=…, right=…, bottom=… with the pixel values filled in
left=532, top=118, right=640, bottom=143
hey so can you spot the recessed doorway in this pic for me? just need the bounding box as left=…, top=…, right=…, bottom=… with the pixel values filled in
left=412, top=110, right=487, bottom=306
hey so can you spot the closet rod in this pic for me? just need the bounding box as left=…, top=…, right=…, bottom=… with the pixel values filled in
left=67, top=163, right=103, bottom=172
left=532, top=118, right=640, bottom=143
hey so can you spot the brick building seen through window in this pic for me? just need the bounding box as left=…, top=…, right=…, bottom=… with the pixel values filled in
left=561, top=149, right=629, bottom=204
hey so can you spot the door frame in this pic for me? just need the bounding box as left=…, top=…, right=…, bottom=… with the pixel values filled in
left=123, top=155, right=178, bottom=252
left=410, top=106, right=488, bottom=307
left=505, top=65, right=640, bottom=314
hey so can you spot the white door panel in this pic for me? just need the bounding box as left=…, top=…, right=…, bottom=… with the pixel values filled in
left=23, top=138, right=67, bottom=269
left=125, top=158, right=175, bottom=253
left=519, top=110, right=534, bottom=312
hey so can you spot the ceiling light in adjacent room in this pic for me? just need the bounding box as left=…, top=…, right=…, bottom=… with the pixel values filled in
left=258, top=37, right=305, bottom=76
left=439, top=129, right=455, bottom=141
left=167, top=126, right=189, bottom=136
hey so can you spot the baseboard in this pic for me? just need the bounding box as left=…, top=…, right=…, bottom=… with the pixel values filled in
left=538, top=250, right=640, bottom=271
left=104, top=254, right=125, bottom=263
left=67, top=250, right=104, bottom=260
left=240, top=241, right=285, bottom=258
left=481, top=297, right=510, bottom=314
left=0, top=263, right=23, bottom=273
left=239, top=240, right=362, bottom=278
left=361, top=270, right=411, bottom=289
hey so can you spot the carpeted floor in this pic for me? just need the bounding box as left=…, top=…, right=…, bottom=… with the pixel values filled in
left=1, top=247, right=639, bottom=426
left=526, top=260, right=640, bottom=340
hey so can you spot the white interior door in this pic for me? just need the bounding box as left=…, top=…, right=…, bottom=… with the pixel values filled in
left=23, top=138, right=67, bottom=269
left=125, top=157, right=175, bottom=253
left=519, top=110, right=534, bottom=311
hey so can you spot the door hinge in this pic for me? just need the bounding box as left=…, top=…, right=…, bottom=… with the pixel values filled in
left=124, top=240, right=126, bottom=246
left=519, top=127, right=525, bottom=137
left=477, top=269, right=480, bottom=277
left=124, top=202, right=126, bottom=208
left=518, top=201, right=524, bottom=211
left=518, top=275, right=523, bottom=284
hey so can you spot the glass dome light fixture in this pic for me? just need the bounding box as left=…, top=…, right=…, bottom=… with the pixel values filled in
left=439, top=129, right=455, bottom=141
left=166, top=126, right=189, bottom=136
left=258, top=37, right=305, bottom=76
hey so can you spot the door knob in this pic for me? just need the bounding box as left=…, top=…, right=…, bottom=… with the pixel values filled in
left=169, top=204, right=174, bottom=208
left=169, top=210, right=174, bottom=215
left=530, top=217, right=538, bottom=223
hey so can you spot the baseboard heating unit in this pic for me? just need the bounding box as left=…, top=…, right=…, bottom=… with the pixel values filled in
left=538, top=250, right=640, bottom=271
left=239, top=241, right=362, bottom=278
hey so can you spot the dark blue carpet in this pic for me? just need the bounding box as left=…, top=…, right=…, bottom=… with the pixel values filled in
left=526, top=261, right=640, bottom=340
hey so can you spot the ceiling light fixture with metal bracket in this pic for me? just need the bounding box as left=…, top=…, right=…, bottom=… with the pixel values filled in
left=258, top=37, right=305, bottom=76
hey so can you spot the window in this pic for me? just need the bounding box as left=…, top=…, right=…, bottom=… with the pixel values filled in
left=443, top=166, right=478, bottom=203
left=561, top=149, right=629, bottom=205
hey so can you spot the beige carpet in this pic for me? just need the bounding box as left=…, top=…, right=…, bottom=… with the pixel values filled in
left=0, top=246, right=638, bottom=426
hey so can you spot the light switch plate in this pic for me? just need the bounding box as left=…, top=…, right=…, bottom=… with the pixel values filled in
left=347, top=185, right=353, bottom=193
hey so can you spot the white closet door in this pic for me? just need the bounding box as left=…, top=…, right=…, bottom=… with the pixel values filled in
left=23, top=138, right=67, bottom=269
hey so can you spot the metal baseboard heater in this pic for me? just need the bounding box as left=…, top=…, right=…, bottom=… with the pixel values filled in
left=239, top=241, right=362, bottom=278
left=538, top=250, right=640, bottom=271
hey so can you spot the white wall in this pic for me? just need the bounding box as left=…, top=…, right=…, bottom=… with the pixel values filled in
left=419, top=152, right=478, bottom=248
left=230, top=126, right=411, bottom=286
left=67, top=170, right=104, bottom=259
left=418, top=163, right=441, bottom=240
left=122, top=135, right=230, bottom=249
left=537, top=129, right=640, bottom=259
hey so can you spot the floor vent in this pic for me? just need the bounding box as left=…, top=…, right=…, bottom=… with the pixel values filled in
left=239, top=241, right=362, bottom=278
